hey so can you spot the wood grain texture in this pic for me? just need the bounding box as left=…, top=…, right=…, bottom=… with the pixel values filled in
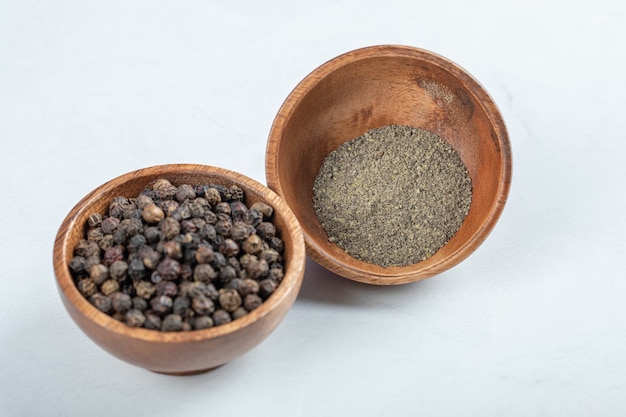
left=53, top=164, right=305, bottom=375
left=266, top=45, right=511, bottom=285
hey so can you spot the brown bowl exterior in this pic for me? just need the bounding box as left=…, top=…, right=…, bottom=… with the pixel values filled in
left=53, top=164, right=305, bottom=375
left=266, top=45, right=511, bottom=285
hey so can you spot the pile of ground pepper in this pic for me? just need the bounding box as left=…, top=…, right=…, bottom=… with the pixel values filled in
left=313, top=125, right=472, bottom=267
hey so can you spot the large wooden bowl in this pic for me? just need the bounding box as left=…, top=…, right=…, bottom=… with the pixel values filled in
left=53, top=164, right=305, bottom=375
left=266, top=45, right=511, bottom=285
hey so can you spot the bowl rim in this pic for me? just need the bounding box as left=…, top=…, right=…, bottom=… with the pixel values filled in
left=266, top=44, right=512, bottom=284
left=53, top=163, right=306, bottom=342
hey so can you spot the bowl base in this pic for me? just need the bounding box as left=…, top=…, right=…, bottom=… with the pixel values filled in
left=150, top=364, right=223, bottom=376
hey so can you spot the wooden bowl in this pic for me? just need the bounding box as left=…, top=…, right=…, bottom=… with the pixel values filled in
left=53, top=164, right=305, bottom=375
left=266, top=45, right=511, bottom=285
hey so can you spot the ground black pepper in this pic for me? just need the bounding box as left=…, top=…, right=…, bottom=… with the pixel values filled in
left=69, top=179, right=286, bottom=332
left=313, top=125, right=472, bottom=267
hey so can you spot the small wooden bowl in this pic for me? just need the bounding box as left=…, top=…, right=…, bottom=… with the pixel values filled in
left=266, top=45, right=511, bottom=285
left=53, top=164, right=305, bottom=375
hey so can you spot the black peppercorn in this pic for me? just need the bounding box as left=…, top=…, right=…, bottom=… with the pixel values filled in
left=161, top=240, right=183, bottom=260
left=101, top=217, right=120, bottom=234
left=156, top=258, right=181, bottom=281
left=89, top=263, right=109, bottom=285
left=258, top=279, right=278, bottom=299
left=109, top=260, right=128, bottom=281
left=134, top=280, right=156, bottom=299
left=175, top=184, right=196, bottom=203
left=150, top=295, right=173, bottom=315
left=143, top=313, right=162, bottom=330
left=238, top=279, right=260, bottom=297
left=172, top=296, right=190, bottom=316
left=143, top=226, right=160, bottom=244
left=231, top=307, right=248, bottom=320
left=161, top=314, right=184, bottom=332
left=244, top=208, right=262, bottom=227
left=212, top=309, right=231, bottom=326
left=155, top=280, right=178, bottom=298
left=193, top=316, right=214, bottom=330
left=230, top=201, right=248, bottom=221
left=89, top=293, right=112, bottom=313
left=132, top=296, right=148, bottom=311
left=219, top=238, right=239, bottom=257
left=218, top=288, right=242, bottom=313
left=77, top=278, right=97, bottom=297
left=128, top=258, right=146, bottom=280
left=250, top=202, right=273, bottom=219
left=191, top=295, right=215, bottom=315
left=246, top=258, right=269, bottom=280
left=160, top=217, right=181, bottom=240
left=229, top=185, right=244, bottom=201
left=243, top=294, right=263, bottom=311
left=256, top=222, right=276, bottom=240
left=103, top=246, right=124, bottom=266
left=110, top=292, right=132, bottom=313
left=125, top=309, right=146, bottom=327
left=231, top=221, right=254, bottom=241
left=193, top=263, right=217, bottom=283
left=69, top=256, right=87, bottom=275
left=101, top=279, right=120, bottom=296
left=195, top=245, right=214, bottom=264
left=159, top=199, right=180, bottom=217
left=242, top=234, right=263, bottom=255
left=87, top=213, right=102, bottom=227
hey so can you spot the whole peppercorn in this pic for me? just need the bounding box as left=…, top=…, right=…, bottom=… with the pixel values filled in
left=218, top=265, right=237, bottom=285
left=161, top=314, right=184, bottom=332
left=87, top=227, right=104, bottom=243
left=171, top=203, right=192, bottom=221
left=192, top=295, right=215, bottom=315
left=180, top=219, right=197, bottom=234
left=212, top=309, right=232, bottom=326
left=203, top=187, right=221, bottom=206
left=143, top=226, right=160, bottom=244
left=89, top=263, right=109, bottom=285
left=101, top=217, right=120, bottom=234
left=122, top=208, right=142, bottom=220
left=175, top=184, right=196, bottom=203
left=159, top=199, right=180, bottom=217
left=89, top=293, right=112, bottom=313
left=203, top=210, right=218, bottom=225
left=215, top=202, right=231, bottom=218
left=180, top=263, right=193, bottom=280
left=84, top=255, right=102, bottom=274
left=232, top=307, right=248, bottom=320
left=188, top=201, right=205, bottom=218
left=268, top=267, right=284, bottom=282
left=215, top=219, right=232, bottom=237
left=127, top=258, right=146, bottom=280
left=256, top=222, right=276, bottom=240
left=109, top=196, right=130, bottom=219
left=231, top=221, right=255, bottom=241
left=87, top=213, right=102, bottom=227
left=134, top=280, right=156, bottom=299
left=246, top=258, right=269, bottom=279
left=258, top=279, right=278, bottom=299
left=77, top=278, right=97, bottom=297
left=244, top=208, right=262, bottom=227
left=212, top=252, right=227, bottom=269
left=143, top=313, right=162, bottom=330
left=172, top=296, right=190, bottom=316
left=267, top=236, right=285, bottom=253
left=155, top=280, right=178, bottom=298
left=103, top=246, right=124, bottom=266
left=204, top=283, right=219, bottom=301
left=69, top=256, right=86, bottom=275
left=218, top=288, right=242, bottom=313
left=151, top=178, right=177, bottom=200
left=179, top=281, right=206, bottom=299
left=181, top=321, right=192, bottom=332
left=132, top=296, right=148, bottom=311
left=259, top=248, right=280, bottom=264
left=229, top=185, right=244, bottom=201
left=150, top=295, right=173, bottom=315
left=110, top=292, right=132, bottom=313
left=156, top=258, right=181, bottom=281
left=238, top=279, right=260, bottom=297
left=193, top=316, right=214, bottom=330
left=238, top=254, right=257, bottom=270
left=139, top=246, right=161, bottom=269
left=120, top=218, right=143, bottom=237
left=101, top=279, right=120, bottom=296
left=74, top=239, right=91, bottom=257
left=126, top=234, right=147, bottom=253
left=98, top=234, right=114, bottom=251
left=230, top=201, right=248, bottom=221
left=160, top=217, right=181, bottom=240
left=135, top=193, right=154, bottom=210
left=161, top=240, right=183, bottom=260
left=243, top=294, right=263, bottom=311
left=109, top=260, right=128, bottom=281
left=250, top=202, right=274, bottom=219
left=193, top=263, right=217, bottom=283
left=219, top=238, right=239, bottom=257
left=242, top=234, right=263, bottom=255
left=125, top=309, right=146, bottom=327
left=195, top=245, right=214, bottom=264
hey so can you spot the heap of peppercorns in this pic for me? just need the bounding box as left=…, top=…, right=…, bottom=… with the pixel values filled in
left=68, top=179, right=286, bottom=332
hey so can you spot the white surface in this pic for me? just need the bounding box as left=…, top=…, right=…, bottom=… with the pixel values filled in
left=1, top=1, right=625, bottom=416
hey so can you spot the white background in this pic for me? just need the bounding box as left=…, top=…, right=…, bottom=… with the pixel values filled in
left=1, top=1, right=625, bottom=416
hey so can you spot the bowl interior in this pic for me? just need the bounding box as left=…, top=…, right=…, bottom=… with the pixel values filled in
left=54, top=164, right=305, bottom=374
left=267, top=45, right=511, bottom=284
